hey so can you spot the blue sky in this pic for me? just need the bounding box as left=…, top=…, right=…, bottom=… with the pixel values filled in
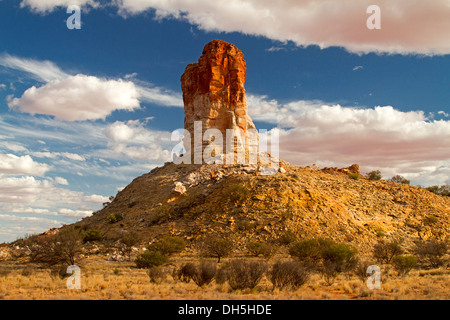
left=1, top=0, right=450, bottom=242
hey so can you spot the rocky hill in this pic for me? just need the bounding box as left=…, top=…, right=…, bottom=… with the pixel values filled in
left=72, top=160, right=450, bottom=254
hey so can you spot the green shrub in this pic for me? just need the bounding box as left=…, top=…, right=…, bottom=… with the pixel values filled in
left=246, top=241, right=277, bottom=259
left=321, top=243, right=358, bottom=273
left=135, top=250, right=168, bottom=269
left=424, top=216, right=439, bottom=225
left=367, top=170, right=382, bottom=181
left=148, top=236, right=185, bottom=256
left=107, top=213, right=123, bottom=224
left=82, top=229, right=102, bottom=243
left=227, top=259, right=267, bottom=290
left=392, top=255, right=417, bottom=277
left=348, top=173, right=359, bottom=180
left=288, top=238, right=335, bottom=263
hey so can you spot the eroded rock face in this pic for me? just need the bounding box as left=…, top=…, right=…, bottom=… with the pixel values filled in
left=180, top=39, right=258, bottom=163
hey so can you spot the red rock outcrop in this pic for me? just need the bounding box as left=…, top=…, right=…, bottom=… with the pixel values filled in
left=180, top=40, right=258, bottom=163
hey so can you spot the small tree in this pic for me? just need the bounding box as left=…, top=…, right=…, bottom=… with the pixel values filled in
left=391, top=175, right=410, bottom=185
left=367, top=170, right=382, bottom=181
left=414, top=239, right=448, bottom=269
left=202, top=236, right=233, bottom=263
left=119, top=233, right=140, bottom=259
left=373, top=239, right=404, bottom=264
left=30, top=227, right=82, bottom=267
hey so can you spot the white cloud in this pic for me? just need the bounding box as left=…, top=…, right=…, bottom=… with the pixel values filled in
left=248, top=94, right=450, bottom=186
left=8, top=74, right=141, bottom=121
left=20, top=0, right=98, bottom=13
left=54, top=176, right=69, bottom=185
left=31, top=151, right=86, bottom=161
left=0, top=53, right=69, bottom=82
left=113, top=0, right=450, bottom=55
left=0, top=153, right=51, bottom=176
left=353, top=66, right=364, bottom=71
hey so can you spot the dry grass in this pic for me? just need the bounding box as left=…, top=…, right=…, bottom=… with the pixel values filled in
left=0, top=255, right=448, bottom=300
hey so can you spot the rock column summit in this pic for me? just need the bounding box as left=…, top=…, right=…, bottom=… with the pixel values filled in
left=180, top=39, right=259, bottom=164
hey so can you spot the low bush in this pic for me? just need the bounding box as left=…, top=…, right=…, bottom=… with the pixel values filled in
left=269, top=260, right=310, bottom=290
left=190, top=261, right=217, bottom=287
left=148, top=236, right=185, bottom=256
left=135, top=251, right=168, bottom=269
left=391, top=175, right=410, bottom=185
left=392, top=255, right=417, bottom=277
left=107, top=213, right=123, bottom=224
left=246, top=241, right=277, bottom=259
left=176, top=263, right=197, bottom=283
left=147, top=267, right=165, bottom=284
left=227, top=259, right=267, bottom=290
left=82, top=229, right=102, bottom=243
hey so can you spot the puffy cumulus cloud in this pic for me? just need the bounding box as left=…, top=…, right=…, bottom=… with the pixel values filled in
left=8, top=75, right=141, bottom=121
left=248, top=94, right=450, bottom=186
left=20, top=0, right=98, bottom=13
left=54, top=176, right=69, bottom=185
left=0, top=153, right=51, bottom=176
left=116, top=0, right=450, bottom=55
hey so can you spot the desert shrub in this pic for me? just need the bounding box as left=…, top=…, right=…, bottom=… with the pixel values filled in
left=288, top=238, right=335, bottom=264
left=320, top=243, right=358, bottom=284
left=391, top=175, right=410, bottom=185
left=246, top=241, right=277, bottom=259
left=321, top=243, right=358, bottom=272
left=107, top=213, right=123, bottom=224
left=354, top=260, right=375, bottom=283
left=30, top=227, right=82, bottom=267
left=202, top=236, right=233, bottom=263
left=148, top=236, right=185, bottom=256
left=367, top=170, right=382, bottom=181
left=348, top=173, right=359, bottom=180
left=176, top=263, right=197, bottom=283
left=147, top=267, right=165, bottom=284
left=426, top=185, right=450, bottom=197
left=414, top=240, right=448, bottom=269
left=424, top=216, right=439, bottom=225
left=190, top=261, right=217, bottom=287
left=278, top=231, right=298, bottom=245
left=373, top=239, right=404, bottom=264
left=215, top=265, right=228, bottom=285
left=227, top=259, right=267, bottom=290
left=118, top=233, right=140, bottom=259
left=135, top=250, right=168, bottom=269
left=224, top=184, right=250, bottom=204
left=21, top=266, right=35, bottom=277
left=82, top=229, right=102, bottom=243
left=392, top=255, right=417, bottom=277
left=269, top=260, right=310, bottom=290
